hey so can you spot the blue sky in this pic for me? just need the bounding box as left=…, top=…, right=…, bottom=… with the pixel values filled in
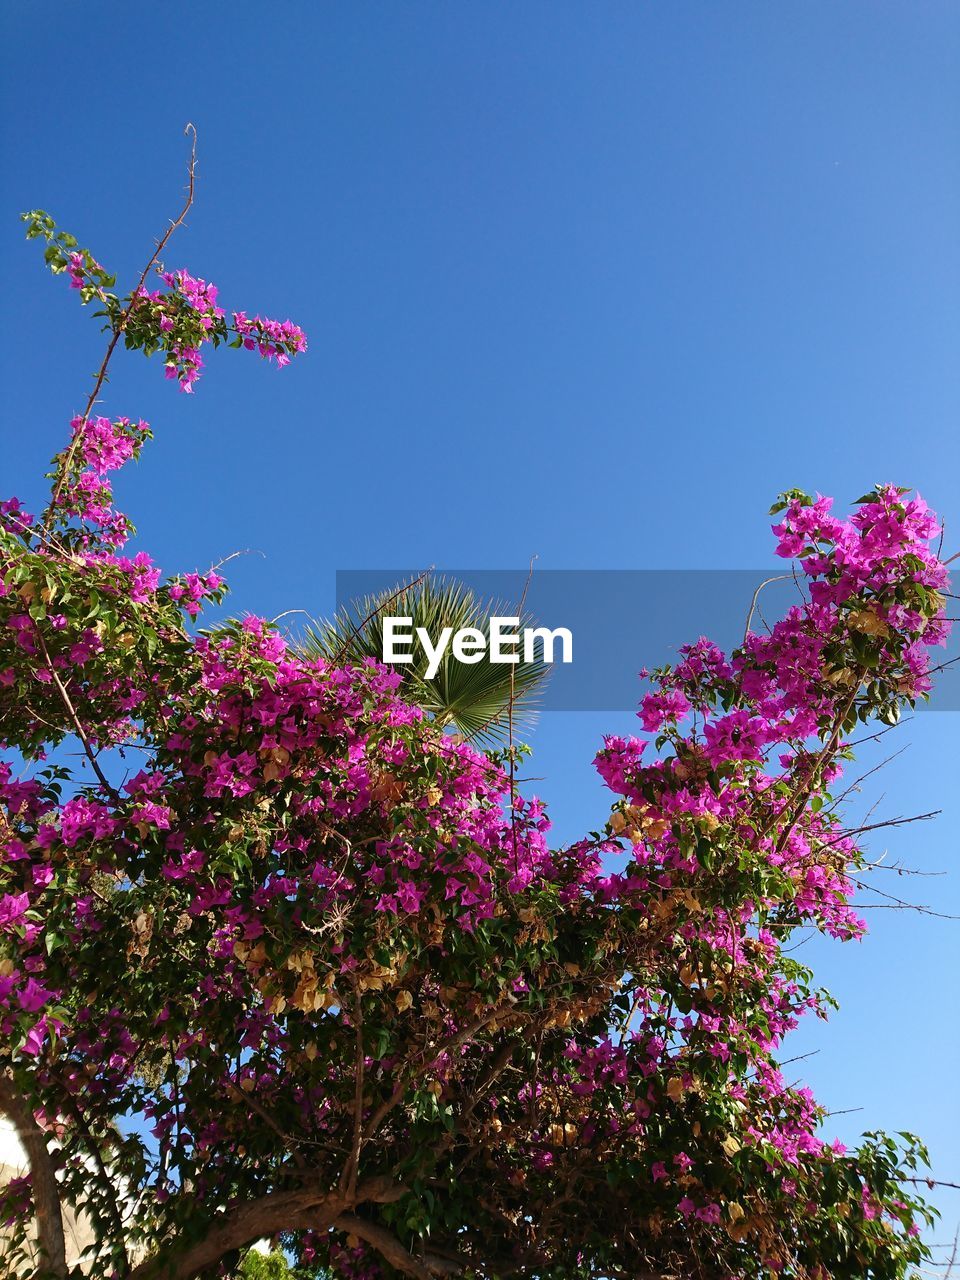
left=2, top=0, right=958, bottom=1244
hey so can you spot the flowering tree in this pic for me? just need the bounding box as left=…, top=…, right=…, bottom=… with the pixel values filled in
left=0, top=172, right=953, bottom=1280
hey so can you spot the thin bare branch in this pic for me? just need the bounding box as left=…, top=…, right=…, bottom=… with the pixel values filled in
left=36, top=633, right=119, bottom=800
left=46, top=124, right=198, bottom=525
left=332, top=567, right=436, bottom=665
left=743, top=574, right=792, bottom=642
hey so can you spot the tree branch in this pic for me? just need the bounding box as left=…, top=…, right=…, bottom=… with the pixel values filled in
left=36, top=632, right=120, bottom=800
left=363, top=1008, right=504, bottom=1144
left=0, top=1071, right=68, bottom=1279
left=340, top=984, right=365, bottom=1199
left=128, top=1188, right=338, bottom=1280
left=58, top=1088, right=130, bottom=1276
left=127, top=1177, right=405, bottom=1280
left=335, top=1214, right=466, bottom=1278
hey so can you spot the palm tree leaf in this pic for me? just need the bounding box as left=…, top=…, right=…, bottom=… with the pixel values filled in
left=299, top=576, right=550, bottom=745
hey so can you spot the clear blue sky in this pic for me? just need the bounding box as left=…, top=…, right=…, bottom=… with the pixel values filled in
left=2, top=1, right=958, bottom=1244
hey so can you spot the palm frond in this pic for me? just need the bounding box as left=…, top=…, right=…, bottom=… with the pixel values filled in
left=300, top=576, right=550, bottom=745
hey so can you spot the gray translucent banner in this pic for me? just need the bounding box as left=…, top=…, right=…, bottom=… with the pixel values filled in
left=334, top=569, right=959, bottom=713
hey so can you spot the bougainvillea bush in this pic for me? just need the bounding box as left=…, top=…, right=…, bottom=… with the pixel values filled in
left=0, top=198, right=952, bottom=1280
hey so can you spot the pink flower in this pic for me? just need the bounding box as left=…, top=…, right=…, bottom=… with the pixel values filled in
left=18, top=977, right=53, bottom=1013
left=0, top=893, right=29, bottom=930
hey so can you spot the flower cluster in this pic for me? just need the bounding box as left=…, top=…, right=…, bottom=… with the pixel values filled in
left=233, top=310, right=308, bottom=367
left=26, top=211, right=307, bottom=393
left=67, top=249, right=105, bottom=291
left=45, top=414, right=154, bottom=546
left=127, top=265, right=306, bottom=391
left=129, top=269, right=225, bottom=391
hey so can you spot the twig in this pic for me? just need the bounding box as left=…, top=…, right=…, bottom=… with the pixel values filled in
left=36, top=633, right=119, bottom=800
left=743, top=574, right=791, bottom=642
left=341, top=985, right=366, bottom=1201
left=824, top=745, right=910, bottom=812
left=944, top=1226, right=959, bottom=1280
left=332, top=567, right=435, bottom=665
left=59, top=1088, right=131, bottom=1277
left=765, top=683, right=861, bottom=853
left=848, top=874, right=960, bottom=919
left=363, top=1009, right=504, bottom=1144
left=823, top=810, right=941, bottom=845
left=225, top=1085, right=307, bottom=1172
left=45, top=124, right=198, bottom=527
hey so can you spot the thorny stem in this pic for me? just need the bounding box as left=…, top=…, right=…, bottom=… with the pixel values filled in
left=36, top=632, right=119, bottom=800
left=45, top=124, right=198, bottom=528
